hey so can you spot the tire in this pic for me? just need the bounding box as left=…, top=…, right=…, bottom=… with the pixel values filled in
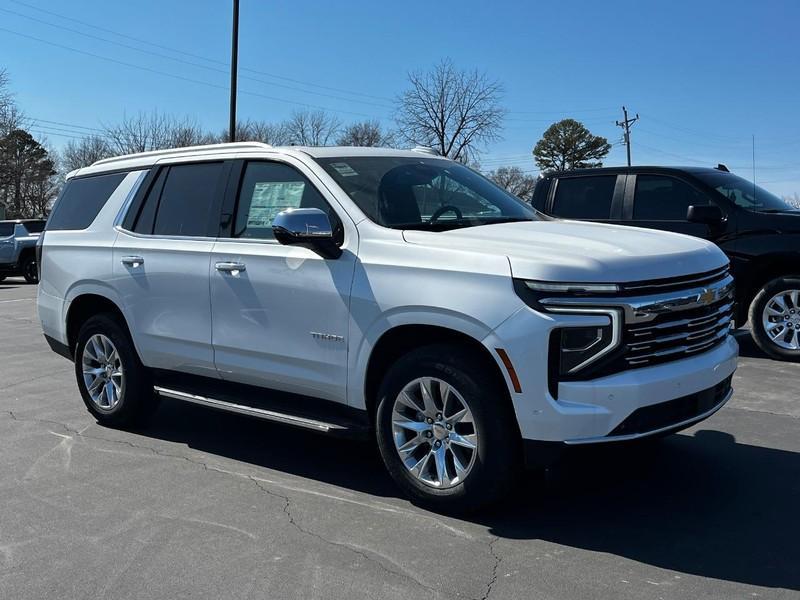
left=375, top=344, right=521, bottom=513
left=74, top=313, right=158, bottom=427
left=21, top=256, right=38, bottom=284
left=749, top=275, right=800, bottom=362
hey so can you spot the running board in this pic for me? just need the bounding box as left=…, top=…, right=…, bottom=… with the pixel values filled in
left=154, top=386, right=356, bottom=435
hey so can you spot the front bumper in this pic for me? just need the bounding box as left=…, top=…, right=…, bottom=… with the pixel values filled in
left=487, top=307, right=739, bottom=443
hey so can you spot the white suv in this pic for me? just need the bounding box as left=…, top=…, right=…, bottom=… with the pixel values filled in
left=38, top=143, right=738, bottom=511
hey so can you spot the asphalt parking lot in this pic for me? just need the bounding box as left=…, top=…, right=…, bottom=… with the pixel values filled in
left=1, top=279, right=798, bottom=600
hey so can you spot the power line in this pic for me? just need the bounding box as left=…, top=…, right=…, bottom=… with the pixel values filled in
left=8, top=0, right=396, bottom=104
left=0, top=7, right=396, bottom=110
left=0, top=26, right=384, bottom=120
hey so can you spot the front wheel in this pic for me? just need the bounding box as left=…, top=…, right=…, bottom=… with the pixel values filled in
left=22, top=256, right=38, bottom=284
left=749, top=276, right=800, bottom=361
left=376, top=344, right=520, bottom=513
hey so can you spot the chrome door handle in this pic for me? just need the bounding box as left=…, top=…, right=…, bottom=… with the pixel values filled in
left=215, top=261, right=246, bottom=274
left=121, top=256, right=144, bottom=268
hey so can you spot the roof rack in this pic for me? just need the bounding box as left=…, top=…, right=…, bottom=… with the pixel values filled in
left=92, top=141, right=272, bottom=167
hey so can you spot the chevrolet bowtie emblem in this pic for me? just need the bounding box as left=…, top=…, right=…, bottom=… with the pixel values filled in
left=698, top=288, right=716, bottom=305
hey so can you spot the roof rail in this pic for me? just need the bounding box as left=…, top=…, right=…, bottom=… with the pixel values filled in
left=92, top=141, right=272, bottom=167
left=411, top=146, right=441, bottom=156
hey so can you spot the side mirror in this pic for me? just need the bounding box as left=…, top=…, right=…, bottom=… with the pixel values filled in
left=272, top=208, right=341, bottom=259
left=687, top=204, right=723, bottom=225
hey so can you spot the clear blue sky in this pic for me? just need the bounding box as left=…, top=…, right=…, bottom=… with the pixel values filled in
left=1, top=0, right=799, bottom=195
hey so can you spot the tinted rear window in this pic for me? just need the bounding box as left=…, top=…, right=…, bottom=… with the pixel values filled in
left=47, top=173, right=127, bottom=231
left=552, top=176, right=616, bottom=219
left=152, top=163, right=224, bottom=237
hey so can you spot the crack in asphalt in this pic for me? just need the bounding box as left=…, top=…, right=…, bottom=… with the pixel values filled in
left=481, top=536, right=502, bottom=600
left=248, top=476, right=452, bottom=599
left=5, top=410, right=501, bottom=599
left=4, top=368, right=73, bottom=391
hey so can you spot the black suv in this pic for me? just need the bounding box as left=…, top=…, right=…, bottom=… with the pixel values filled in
left=532, top=166, right=800, bottom=361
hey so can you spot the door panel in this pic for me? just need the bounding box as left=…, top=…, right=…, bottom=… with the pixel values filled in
left=113, top=232, right=217, bottom=376
left=210, top=241, right=354, bottom=403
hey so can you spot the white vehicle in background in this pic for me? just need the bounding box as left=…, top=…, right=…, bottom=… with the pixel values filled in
left=37, top=143, right=737, bottom=512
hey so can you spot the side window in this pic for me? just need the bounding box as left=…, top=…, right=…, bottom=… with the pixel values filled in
left=47, top=172, right=127, bottom=231
left=132, top=168, right=167, bottom=234
left=551, top=176, right=616, bottom=219
left=152, top=163, right=225, bottom=237
left=233, top=161, right=335, bottom=240
left=633, top=175, right=709, bottom=220
left=0, top=223, right=13, bottom=237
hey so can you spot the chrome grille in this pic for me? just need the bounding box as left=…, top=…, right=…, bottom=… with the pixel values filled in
left=623, top=292, right=734, bottom=368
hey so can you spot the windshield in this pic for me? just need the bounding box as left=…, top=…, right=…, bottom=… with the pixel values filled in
left=316, top=156, right=537, bottom=230
left=695, top=171, right=797, bottom=212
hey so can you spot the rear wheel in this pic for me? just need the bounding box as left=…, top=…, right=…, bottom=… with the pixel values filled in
left=74, top=314, right=158, bottom=427
left=22, top=256, right=38, bottom=284
left=749, top=276, right=800, bottom=361
left=376, top=344, right=520, bottom=513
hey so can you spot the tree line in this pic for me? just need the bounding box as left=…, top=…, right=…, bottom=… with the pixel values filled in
left=1, top=60, right=613, bottom=218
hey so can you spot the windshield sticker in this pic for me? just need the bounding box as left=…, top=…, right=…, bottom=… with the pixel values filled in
left=329, top=162, right=359, bottom=177
left=246, top=181, right=305, bottom=228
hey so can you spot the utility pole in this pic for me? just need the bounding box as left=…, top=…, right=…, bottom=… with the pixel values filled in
left=228, top=0, right=240, bottom=143
left=616, top=106, right=639, bottom=166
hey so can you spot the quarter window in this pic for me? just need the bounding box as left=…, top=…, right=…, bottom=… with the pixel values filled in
left=551, top=176, right=616, bottom=219
left=633, top=175, right=709, bottom=220
left=233, top=161, right=335, bottom=240
left=47, top=172, right=127, bottom=231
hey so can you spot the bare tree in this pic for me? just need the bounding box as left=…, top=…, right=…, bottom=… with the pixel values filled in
left=336, top=120, right=395, bottom=147
left=220, top=119, right=293, bottom=146
left=169, top=120, right=216, bottom=148
left=0, top=69, right=25, bottom=138
left=60, top=135, right=113, bottom=172
left=285, top=110, right=341, bottom=146
left=395, top=59, right=505, bottom=162
left=486, top=166, right=537, bottom=201
left=103, top=111, right=175, bottom=154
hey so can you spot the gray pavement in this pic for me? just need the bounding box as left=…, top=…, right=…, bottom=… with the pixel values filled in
left=1, top=278, right=798, bottom=599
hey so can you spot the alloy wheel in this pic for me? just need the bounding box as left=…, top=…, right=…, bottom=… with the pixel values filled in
left=82, top=334, right=124, bottom=410
left=391, top=377, right=478, bottom=489
left=762, top=289, right=800, bottom=350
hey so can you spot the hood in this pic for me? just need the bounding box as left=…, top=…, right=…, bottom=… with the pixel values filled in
left=403, top=220, right=728, bottom=283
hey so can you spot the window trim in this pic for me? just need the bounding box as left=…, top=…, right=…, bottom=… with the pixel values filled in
left=547, top=174, right=624, bottom=221
left=626, top=173, right=718, bottom=222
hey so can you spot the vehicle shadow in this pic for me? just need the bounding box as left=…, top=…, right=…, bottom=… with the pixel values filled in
left=141, top=400, right=799, bottom=591
left=733, top=329, right=774, bottom=360
left=483, top=430, right=800, bottom=591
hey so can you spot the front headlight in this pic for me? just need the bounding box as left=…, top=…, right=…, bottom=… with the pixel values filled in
left=551, top=318, right=619, bottom=375
left=514, top=279, right=623, bottom=376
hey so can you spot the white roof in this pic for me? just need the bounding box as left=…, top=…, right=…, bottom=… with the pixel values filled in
left=71, top=143, right=447, bottom=179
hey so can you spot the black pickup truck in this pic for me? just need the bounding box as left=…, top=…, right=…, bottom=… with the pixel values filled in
left=532, top=165, right=800, bottom=361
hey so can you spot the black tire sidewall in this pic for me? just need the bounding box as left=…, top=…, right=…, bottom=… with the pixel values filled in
left=375, top=344, right=520, bottom=513
left=74, top=314, right=155, bottom=427
left=749, top=276, right=800, bottom=361
left=22, top=257, right=38, bottom=284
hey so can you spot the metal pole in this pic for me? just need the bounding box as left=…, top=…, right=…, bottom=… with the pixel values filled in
left=228, top=0, right=239, bottom=143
